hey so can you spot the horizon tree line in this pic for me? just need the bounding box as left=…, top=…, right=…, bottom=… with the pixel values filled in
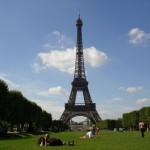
left=1, top=78, right=149, bottom=133
left=0, top=79, right=52, bottom=133
left=96, top=107, right=150, bottom=130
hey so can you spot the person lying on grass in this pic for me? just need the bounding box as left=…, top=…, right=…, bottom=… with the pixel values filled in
left=38, top=133, right=75, bottom=146
left=38, top=133, right=63, bottom=146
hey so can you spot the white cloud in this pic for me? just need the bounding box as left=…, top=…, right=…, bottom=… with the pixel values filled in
left=84, top=47, right=108, bottom=67
left=136, top=98, right=150, bottom=105
left=126, top=86, right=144, bottom=94
left=33, top=31, right=108, bottom=74
left=43, top=31, right=74, bottom=49
left=119, top=86, right=144, bottom=94
left=38, top=86, right=67, bottom=96
left=112, top=97, right=123, bottom=102
left=38, top=48, right=75, bottom=74
left=128, top=27, right=150, bottom=45
left=32, top=63, right=46, bottom=73
left=36, top=46, right=108, bottom=74
left=52, top=31, right=61, bottom=36
left=47, top=86, right=67, bottom=95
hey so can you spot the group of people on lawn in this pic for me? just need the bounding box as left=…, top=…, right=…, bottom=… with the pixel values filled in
left=38, top=121, right=146, bottom=147
left=38, top=126, right=100, bottom=147
left=80, top=126, right=100, bottom=139
left=38, top=133, right=64, bottom=146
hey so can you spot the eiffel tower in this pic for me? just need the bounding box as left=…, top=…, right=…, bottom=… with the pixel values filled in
left=60, top=15, right=101, bottom=124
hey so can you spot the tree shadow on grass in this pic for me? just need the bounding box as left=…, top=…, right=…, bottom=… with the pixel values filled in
left=0, top=133, right=34, bottom=140
left=0, top=131, right=48, bottom=140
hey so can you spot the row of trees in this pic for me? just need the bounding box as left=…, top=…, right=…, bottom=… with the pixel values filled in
left=96, top=119, right=122, bottom=130
left=0, top=79, right=52, bottom=133
left=96, top=107, right=150, bottom=130
left=122, top=107, right=150, bottom=130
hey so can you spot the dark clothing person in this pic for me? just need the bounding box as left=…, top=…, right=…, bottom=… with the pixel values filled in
left=38, top=134, right=63, bottom=146
left=48, top=138, right=63, bottom=146
left=139, top=121, right=145, bottom=138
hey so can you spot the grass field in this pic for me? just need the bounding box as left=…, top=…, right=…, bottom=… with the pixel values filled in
left=0, top=131, right=150, bottom=150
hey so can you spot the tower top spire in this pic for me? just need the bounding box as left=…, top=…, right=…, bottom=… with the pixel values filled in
left=77, top=9, right=81, bottom=18
left=76, top=14, right=83, bottom=26
left=78, top=13, right=80, bottom=19
left=74, top=14, right=85, bottom=79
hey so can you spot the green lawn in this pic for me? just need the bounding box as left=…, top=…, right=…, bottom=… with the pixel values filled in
left=0, top=131, right=150, bottom=150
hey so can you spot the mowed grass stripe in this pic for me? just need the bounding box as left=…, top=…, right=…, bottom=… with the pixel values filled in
left=0, top=131, right=149, bottom=150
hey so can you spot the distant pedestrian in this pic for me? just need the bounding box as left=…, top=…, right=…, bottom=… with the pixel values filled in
left=92, top=125, right=96, bottom=135
left=139, top=121, right=145, bottom=138
left=96, top=127, right=100, bottom=135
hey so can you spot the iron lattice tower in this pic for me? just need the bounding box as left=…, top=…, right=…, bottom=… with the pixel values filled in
left=60, top=16, right=101, bottom=124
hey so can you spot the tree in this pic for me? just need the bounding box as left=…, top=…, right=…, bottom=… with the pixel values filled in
left=40, top=111, right=52, bottom=131
left=139, top=107, right=150, bottom=129
left=123, top=111, right=139, bottom=130
left=0, top=79, right=53, bottom=133
left=130, top=111, right=139, bottom=130
left=8, top=90, right=27, bottom=130
left=0, top=80, right=9, bottom=135
left=51, top=120, right=69, bottom=132
left=0, top=80, right=9, bottom=121
left=96, top=119, right=122, bottom=130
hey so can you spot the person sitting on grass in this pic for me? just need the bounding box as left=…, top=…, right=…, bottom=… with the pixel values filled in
left=80, top=129, right=94, bottom=139
left=45, top=133, right=63, bottom=146
left=38, top=136, right=45, bottom=146
left=44, top=133, right=49, bottom=146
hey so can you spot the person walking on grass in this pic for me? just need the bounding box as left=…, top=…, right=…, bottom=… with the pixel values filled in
left=139, top=121, right=145, bottom=138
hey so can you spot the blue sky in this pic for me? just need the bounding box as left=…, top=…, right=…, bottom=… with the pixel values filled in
left=0, top=0, right=150, bottom=120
